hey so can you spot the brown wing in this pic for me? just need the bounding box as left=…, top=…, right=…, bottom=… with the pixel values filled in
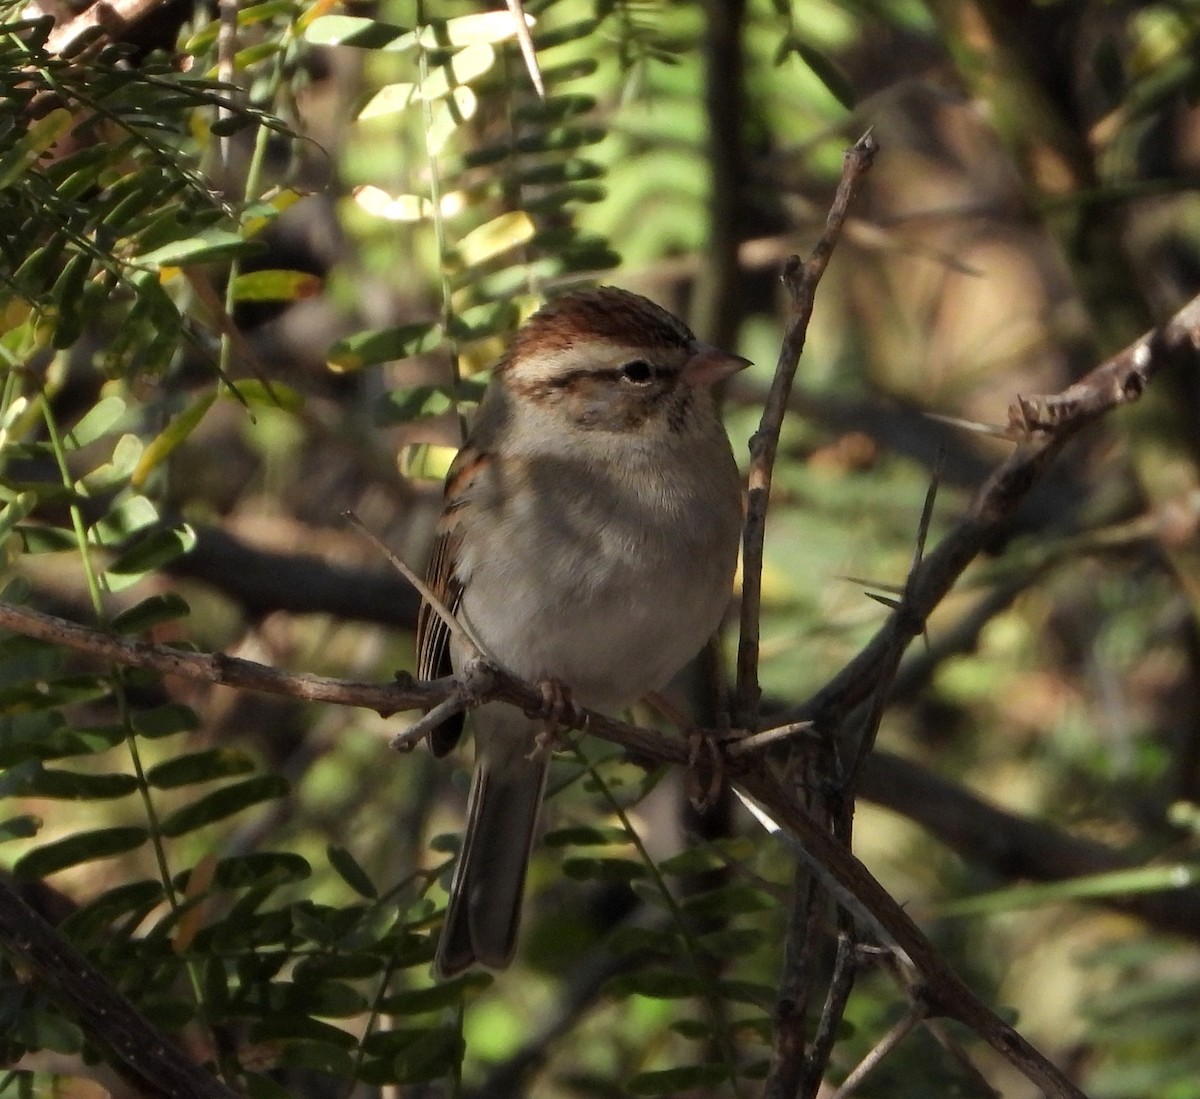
left=416, top=446, right=487, bottom=756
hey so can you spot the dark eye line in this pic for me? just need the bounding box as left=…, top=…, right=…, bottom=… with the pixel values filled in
left=544, top=362, right=675, bottom=390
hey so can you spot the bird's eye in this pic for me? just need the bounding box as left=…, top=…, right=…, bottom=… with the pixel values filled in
left=620, top=359, right=654, bottom=384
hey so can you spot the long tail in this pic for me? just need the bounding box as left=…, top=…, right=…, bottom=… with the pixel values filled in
left=434, top=704, right=550, bottom=978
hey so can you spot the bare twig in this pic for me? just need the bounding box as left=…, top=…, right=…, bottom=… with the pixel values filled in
left=734, top=131, right=879, bottom=730
left=843, top=458, right=942, bottom=792
left=723, top=719, right=814, bottom=758
left=924, top=1017, right=1002, bottom=1099
left=343, top=510, right=487, bottom=660
left=503, top=0, right=544, bottom=99
left=801, top=931, right=862, bottom=1098
left=829, top=1000, right=926, bottom=1099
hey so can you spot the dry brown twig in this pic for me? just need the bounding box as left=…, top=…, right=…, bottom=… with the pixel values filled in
left=733, top=130, right=879, bottom=732
left=3, top=134, right=1199, bottom=1099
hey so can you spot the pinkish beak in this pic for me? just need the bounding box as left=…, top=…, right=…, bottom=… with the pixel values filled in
left=682, top=343, right=753, bottom=387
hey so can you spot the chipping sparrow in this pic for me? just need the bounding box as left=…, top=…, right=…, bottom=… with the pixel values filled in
left=417, top=286, right=748, bottom=978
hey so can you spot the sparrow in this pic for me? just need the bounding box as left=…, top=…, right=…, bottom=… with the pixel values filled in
left=416, top=286, right=747, bottom=977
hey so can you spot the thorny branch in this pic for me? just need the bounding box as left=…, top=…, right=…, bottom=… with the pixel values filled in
left=734, top=131, right=879, bottom=731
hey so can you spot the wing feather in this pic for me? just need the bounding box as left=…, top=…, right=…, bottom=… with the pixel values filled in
left=416, top=445, right=488, bottom=756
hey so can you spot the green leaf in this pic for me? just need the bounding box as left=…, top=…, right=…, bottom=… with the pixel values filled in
left=657, top=845, right=730, bottom=876
left=453, top=211, right=535, bottom=267
left=132, top=394, right=216, bottom=488
left=939, top=864, right=1200, bottom=915
left=229, top=41, right=283, bottom=70
left=220, top=378, right=303, bottom=411
left=0, top=491, right=38, bottom=551
left=377, top=982, right=475, bottom=1014
left=606, top=925, right=678, bottom=958
left=0, top=109, right=74, bottom=188
left=209, top=851, right=312, bottom=889
left=272, top=979, right=367, bottom=1017
left=445, top=300, right=519, bottom=342
left=302, top=15, right=415, bottom=51
left=250, top=1012, right=357, bottom=1048
left=543, top=824, right=630, bottom=847
left=606, top=969, right=706, bottom=999
left=787, top=39, right=856, bottom=110
left=360, top=1025, right=462, bottom=1083
left=244, top=1074, right=294, bottom=1099
left=327, top=322, right=442, bottom=372
left=231, top=268, right=322, bottom=302
left=513, top=93, right=597, bottom=123
left=15, top=524, right=78, bottom=554
left=279, top=1039, right=355, bottom=1077
left=628, top=1064, right=731, bottom=1095
left=21, top=1008, right=83, bottom=1057
left=529, top=17, right=599, bottom=51
left=670, top=1018, right=710, bottom=1040
left=146, top=747, right=257, bottom=789
left=293, top=954, right=385, bottom=984
left=111, top=592, right=191, bottom=635
left=561, top=856, right=647, bottom=882
left=327, top=844, right=378, bottom=899
left=159, top=774, right=290, bottom=836
left=137, top=229, right=265, bottom=269
left=695, top=928, right=765, bottom=957
left=0, top=674, right=110, bottom=709
left=107, top=523, right=197, bottom=575
left=374, top=386, right=453, bottom=426
left=62, top=880, right=166, bottom=939
left=49, top=252, right=95, bottom=348
left=679, top=884, right=774, bottom=918
left=131, top=702, right=201, bottom=739
left=0, top=815, right=41, bottom=842
left=89, top=491, right=157, bottom=539
left=14, top=826, right=148, bottom=878
left=17, top=766, right=139, bottom=800
left=515, top=158, right=604, bottom=186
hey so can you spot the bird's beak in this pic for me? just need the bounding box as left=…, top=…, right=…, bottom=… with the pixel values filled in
left=682, top=344, right=753, bottom=387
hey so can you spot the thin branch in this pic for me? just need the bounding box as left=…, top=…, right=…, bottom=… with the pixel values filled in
left=734, top=131, right=879, bottom=730
left=844, top=459, right=942, bottom=792
left=503, top=0, right=544, bottom=99
left=791, top=290, right=1200, bottom=731
left=0, top=599, right=433, bottom=715
left=692, top=0, right=747, bottom=350
left=923, top=1017, right=1002, bottom=1099
left=737, top=767, right=1088, bottom=1099
left=801, top=931, right=862, bottom=1098
left=343, top=510, right=487, bottom=660
left=0, top=879, right=244, bottom=1099
left=829, top=1000, right=926, bottom=1099
left=0, top=600, right=687, bottom=767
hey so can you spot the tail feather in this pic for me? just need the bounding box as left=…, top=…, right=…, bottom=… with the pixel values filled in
left=435, top=709, right=550, bottom=978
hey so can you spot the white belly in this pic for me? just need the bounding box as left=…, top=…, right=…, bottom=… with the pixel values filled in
left=452, top=460, right=739, bottom=711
